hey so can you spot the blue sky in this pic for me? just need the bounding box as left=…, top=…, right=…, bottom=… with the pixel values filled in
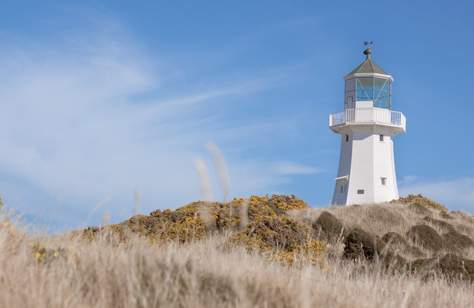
left=0, top=1, right=473, bottom=230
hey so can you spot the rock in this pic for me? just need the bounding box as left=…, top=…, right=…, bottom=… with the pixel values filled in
left=437, top=254, right=474, bottom=282
left=379, top=232, right=424, bottom=258
left=406, top=225, right=444, bottom=252
left=411, top=254, right=474, bottom=282
left=411, top=257, right=437, bottom=273
left=380, top=251, right=408, bottom=272
left=422, top=216, right=455, bottom=232
left=380, top=232, right=406, bottom=246
left=312, top=211, right=345, bottom=242
left=343, top=228, right=377, bottom=261
left=443, top=230, right=474, bottom=250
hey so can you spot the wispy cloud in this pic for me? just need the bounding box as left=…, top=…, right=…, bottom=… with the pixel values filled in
left=272, top=161, right=320, bottom=175
left=0, top=26, right=313, bottom=228
left=399, top=176, right=474, bottom=213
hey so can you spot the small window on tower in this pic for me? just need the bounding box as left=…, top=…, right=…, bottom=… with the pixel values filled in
left=357, top=189, right=365, bottom=195
left=345, top=135, right=349, bottom=142
left=379, top=135, right=384, bottom=141
left=381, top=177, right=387, bottom=185
left=340, top=185, right=344, bottom=193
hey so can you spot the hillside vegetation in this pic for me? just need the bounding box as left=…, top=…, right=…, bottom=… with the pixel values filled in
left=0, top=195, right=473, bottom=307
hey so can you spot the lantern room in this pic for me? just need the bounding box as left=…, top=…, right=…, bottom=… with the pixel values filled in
left=344, top=47, right=393, bottom=109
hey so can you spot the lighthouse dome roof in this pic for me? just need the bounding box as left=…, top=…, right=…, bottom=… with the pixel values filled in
left=345, top=47, right=391, bottom=79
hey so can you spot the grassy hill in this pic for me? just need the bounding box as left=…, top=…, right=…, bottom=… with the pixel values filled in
left=0, top=195, right=473, bottom=307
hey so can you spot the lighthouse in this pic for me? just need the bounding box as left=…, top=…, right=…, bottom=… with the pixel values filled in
left=329, top=45, right=406, bottom=205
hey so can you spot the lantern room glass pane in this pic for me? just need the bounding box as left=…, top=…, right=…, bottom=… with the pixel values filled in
left=355, top=77, right=374, bottom=102
left=352, top=76, right=392, bottom=109
left=373, top=78, right=391, bottom=109
left=344, top=79, right=356, bottom=108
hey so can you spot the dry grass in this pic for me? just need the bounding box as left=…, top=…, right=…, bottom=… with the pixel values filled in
left=290, top=198, right=474, bottom=260
left=0, top=196, right=473, bottom=307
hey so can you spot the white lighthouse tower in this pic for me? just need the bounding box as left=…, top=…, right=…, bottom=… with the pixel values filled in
left=329, top=45, right=406, bottom=205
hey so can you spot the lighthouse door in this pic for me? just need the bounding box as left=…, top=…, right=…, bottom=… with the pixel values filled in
left=333, top=178, right=348, bottom=205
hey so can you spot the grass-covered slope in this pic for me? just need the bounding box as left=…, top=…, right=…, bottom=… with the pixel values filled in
left=84, top=194, right=474, bottom=280
left=0, top=194, right=473, bottom=307
left=84, top=195, right=324, bottom=264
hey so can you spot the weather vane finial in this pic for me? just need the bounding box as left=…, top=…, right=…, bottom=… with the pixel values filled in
left=363, top=41, right=373, bottom=59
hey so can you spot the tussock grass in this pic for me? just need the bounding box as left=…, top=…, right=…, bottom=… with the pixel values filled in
left=0, top=228, right=473, bottom=307
left=0, top=196, right=473, bottom=307
left=291, top=199, right=474, bottom=260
